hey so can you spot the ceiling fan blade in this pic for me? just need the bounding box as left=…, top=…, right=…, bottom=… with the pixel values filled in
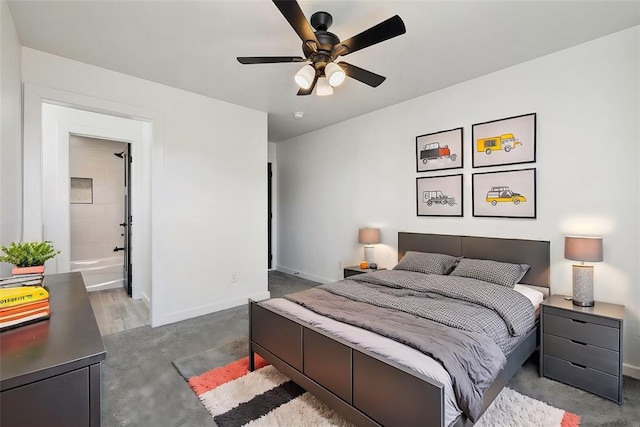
left=237, top=56, right=307, bottom=64
left=273, top=1, right=319, bottom=47
left=339, top=62, right=386, bottom=87
left=336, top=15, right=406, bottom=56
left=297, top=73, right=319, bottom=96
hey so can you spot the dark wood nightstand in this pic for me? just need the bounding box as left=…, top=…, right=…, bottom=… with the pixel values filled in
left=540, top=295, right=624, bottom=404
left=343, top=266, right=384, bottom=278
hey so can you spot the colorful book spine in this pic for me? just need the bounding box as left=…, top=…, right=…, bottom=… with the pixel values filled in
left=0, top=309, right=50, bottom=330
left=0, top=286, right=49, bottom=309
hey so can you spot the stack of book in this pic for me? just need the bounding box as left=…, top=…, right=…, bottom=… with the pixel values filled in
left=0, top=275, right=50, bottom=331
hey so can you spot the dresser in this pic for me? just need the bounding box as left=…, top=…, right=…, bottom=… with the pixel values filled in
left=540, top=295, right=624, bottom=404
left=0, top=272, right=106, bottom=426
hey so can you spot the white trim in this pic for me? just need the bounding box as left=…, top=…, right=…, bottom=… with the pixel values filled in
left=275, top=265, right=330, bottom=284
left=141, top=292, right=151, bottom=310
left=23, top=83, right=163, bottom=325
left=623, top=363, right=640, bottom=380
left=156, top=291, right=271, bottom=327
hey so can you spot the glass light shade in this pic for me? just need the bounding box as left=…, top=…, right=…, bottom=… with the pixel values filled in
left=294, top=65, right=315, bottom=89
left=325, top=62, right=345, bottom=87
left=316, top=77, right=333, bottom=96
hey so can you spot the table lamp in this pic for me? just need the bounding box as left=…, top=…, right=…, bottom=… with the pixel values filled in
left=358, top=228, right=380, bottom=267
left=564, top=236, right=603, bottom=307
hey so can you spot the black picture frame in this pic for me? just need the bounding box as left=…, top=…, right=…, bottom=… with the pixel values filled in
left=472, top=113, right=536, bottom=168
left=416, top=174, right=463, bottom=217
left=416, top=127, right=463, bottom=173
left=472, top=168, right=536, bottom=218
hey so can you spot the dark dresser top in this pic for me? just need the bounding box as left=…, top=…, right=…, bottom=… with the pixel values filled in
left=0, top=272, right=106, bottom=391
left=541, top=294, right=624, bottom=321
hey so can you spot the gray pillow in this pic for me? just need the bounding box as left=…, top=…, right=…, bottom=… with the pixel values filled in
left=393, top=251, right=461, bottom=275
left=449, top=258, right=530, bottom=288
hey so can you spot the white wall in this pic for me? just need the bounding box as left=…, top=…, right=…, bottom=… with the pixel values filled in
left=69, top=136, right=126, bottom=262
left=0, top=0, right=22, bottom=276
left=277, top=27, right=640, bottom=372
left=22, top=48, right=269, bottom=326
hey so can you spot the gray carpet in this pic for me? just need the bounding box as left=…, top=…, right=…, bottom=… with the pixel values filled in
left=102, top=270, right=640, bottom=426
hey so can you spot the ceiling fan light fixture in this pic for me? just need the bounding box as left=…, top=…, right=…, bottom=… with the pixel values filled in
left=295, top=65, right=315, bottom=89
left=316, top=77, right=333, bottom=96
left=325, top=62, right=345, bottom=87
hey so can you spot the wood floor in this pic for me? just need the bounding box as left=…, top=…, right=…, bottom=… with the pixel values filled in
left=88, top=287, right=149, bottom=336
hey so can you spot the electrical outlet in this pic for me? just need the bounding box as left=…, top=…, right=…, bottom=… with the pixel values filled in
left=231, top=272, right=238, bottom=283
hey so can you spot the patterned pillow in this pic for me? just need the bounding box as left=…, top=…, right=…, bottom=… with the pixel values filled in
left=393, top=251, right=461, bottom=275
left=449, top=258, right=530, bottom=288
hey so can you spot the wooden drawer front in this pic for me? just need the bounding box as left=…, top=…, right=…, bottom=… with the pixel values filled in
left=543, top=334, right=619, bottom=375
left=543, top=313, right=619, bottom=351
left=252, top=304, right=302, bottom=371
left=543, top=306, right=620, bottom=328
left=353, top=351, right=444, bottom=427
left=1, top=368, right=89, bottom=427
left=543, top=355, right=619, bottom=402
left=303, top=329, right=352, bottom=403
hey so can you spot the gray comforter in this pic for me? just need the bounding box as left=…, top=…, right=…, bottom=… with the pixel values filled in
left=284, top=270, right=535, bottom=422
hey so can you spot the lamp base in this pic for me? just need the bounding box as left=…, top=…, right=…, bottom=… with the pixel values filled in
left=364, top=246, right=375, bottom=265
left=572, top=264, right=594, bottom=307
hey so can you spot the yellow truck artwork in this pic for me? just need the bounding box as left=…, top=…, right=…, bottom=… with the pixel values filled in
left=476, top=133, right=521, bottom=154
left=486, top=186, right=526, bottom=206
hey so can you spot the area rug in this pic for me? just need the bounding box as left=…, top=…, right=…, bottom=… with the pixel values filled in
left=178, top=355, right=580, bottom=427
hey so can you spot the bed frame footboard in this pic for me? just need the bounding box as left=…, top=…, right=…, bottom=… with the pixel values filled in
left=249, top=300, right=446, bottom=427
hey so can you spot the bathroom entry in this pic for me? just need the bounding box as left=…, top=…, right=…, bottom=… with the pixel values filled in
left=69, top=136, right=131, bottom=295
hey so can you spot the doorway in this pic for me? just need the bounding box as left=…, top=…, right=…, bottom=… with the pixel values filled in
left=68, top=136, right=132, bottom=295
left=24, top=84, right=157, bottom=325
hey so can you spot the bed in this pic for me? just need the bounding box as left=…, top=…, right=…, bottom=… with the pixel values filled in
left=249, top=232, right=550, bottom=426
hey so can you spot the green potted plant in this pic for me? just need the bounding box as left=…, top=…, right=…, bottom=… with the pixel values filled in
left=0, top=241, right=60, bottom=275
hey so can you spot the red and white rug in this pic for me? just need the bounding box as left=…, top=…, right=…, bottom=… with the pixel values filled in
left=187, top=356, right=580, bottom=427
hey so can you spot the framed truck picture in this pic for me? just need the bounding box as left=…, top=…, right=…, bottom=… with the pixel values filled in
left=472, top=113, right=536, bottom=168
left=417, top=174, right=463, bottom=217
left=416, top=127, right=463, bottom=172
left=472, top=168, right=536, bottom=218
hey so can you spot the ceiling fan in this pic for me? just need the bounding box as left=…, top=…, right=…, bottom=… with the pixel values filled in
left=237, top=1, right=406, bottom=96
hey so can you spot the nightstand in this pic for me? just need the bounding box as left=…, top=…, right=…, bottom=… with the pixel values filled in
left=540, top=295, right=624, bottom=404
left=343, top=266, right=384, bottom=278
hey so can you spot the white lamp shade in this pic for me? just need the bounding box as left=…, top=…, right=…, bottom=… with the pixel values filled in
left=294, top=65, right=315, bottom=89
left=325, top=62, right=345, bottom=87
left=316, top=77, right=333, bottom=96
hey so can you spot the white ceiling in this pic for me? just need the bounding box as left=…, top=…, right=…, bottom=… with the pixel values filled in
left=8, top=0, right=640, bottom=142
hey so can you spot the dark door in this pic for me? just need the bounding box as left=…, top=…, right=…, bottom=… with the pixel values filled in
left=268, top=162, right=273, bottom=269
left=122, top=144, right=133, bottom=296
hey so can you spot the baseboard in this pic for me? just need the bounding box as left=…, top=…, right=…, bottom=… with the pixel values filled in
left=85, top=280, right=123, bottom=292
left=275, top=265, right=333, bottom=284
left=140, top=292, right=151, bottom=309
left=153, top=290, right=271, bottom=327
left=623, top=363, right=640, bottom=379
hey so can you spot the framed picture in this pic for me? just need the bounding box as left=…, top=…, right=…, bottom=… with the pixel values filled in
left=472, top=113, right=536, bottom=168
left=416, top=127, right=463, bottom=172
left=416, top=174, right=463, bottom=217
left=472, top=168, right=536, bottom=218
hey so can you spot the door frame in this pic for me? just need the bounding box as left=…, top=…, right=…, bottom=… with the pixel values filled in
left=23, top=84, right=161, bottom=318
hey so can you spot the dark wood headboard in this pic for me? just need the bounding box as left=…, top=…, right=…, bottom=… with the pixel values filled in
left=398, top=232, right=550, bottom=288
